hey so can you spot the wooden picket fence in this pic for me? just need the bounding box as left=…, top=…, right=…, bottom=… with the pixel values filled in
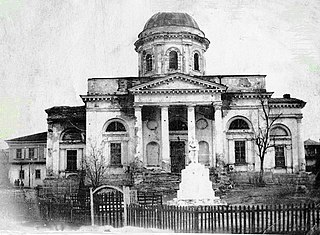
left=127, top=203, right=320, bottom=233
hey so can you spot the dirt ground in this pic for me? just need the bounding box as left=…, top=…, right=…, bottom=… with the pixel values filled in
left=219, top=184, right=320, bottom=205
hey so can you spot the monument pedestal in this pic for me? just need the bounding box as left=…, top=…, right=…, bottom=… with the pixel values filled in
left=167, top=162, right=226, bottom=206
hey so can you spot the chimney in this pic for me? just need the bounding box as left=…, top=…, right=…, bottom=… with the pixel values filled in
left=283, top=94, right=291, bottom=98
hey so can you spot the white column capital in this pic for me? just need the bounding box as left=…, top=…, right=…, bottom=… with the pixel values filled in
left=133, top=104, right=142, bottom=110
left=160, top=104, right=169, bottom=109
left=187, top=104, right=197, bottom=108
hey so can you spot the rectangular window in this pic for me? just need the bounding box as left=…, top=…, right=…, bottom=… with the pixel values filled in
left=235, top=141, right=246, bottom=164
left=35, top=169, right=41, bottom=179
left=66, top=150, right=77, bottom=171
left=16, top=149, right=22, bottom=159
left=275, top=146, right=285, bottom=168
left=28, top=148, right=35, bottom=159
left=110, top=143, right=121, bottom=166
left=19, top=170, right=24, bottom=179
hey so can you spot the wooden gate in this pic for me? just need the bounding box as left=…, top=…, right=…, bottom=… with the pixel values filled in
left=93, top=189, right=124, bottom=227
left=90, top=185, right=130, bottom=227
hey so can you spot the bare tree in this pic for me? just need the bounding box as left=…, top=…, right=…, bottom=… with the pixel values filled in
left=82, top=142, right=107, bottom=188
left=254, top=94, right=282, bottom=185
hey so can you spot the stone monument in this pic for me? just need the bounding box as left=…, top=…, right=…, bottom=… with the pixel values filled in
left=167, top=139, right=226, bottom=206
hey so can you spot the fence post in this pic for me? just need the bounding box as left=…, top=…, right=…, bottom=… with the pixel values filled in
left=123, top=186, right=130, bottom=227
left=194, top=206, right=199, bottom=233
left=90, top=187, right=94, bottom=226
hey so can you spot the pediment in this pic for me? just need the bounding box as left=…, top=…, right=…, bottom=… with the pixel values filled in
left=129, top=74, right=227, bottom=94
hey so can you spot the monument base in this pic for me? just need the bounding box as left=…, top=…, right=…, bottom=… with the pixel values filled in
left=166, top=162, right=226, bottom=206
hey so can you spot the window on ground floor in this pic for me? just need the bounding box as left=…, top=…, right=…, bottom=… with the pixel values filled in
left=275, top=145, right=285, bottom=168
left=110, top=143, right=122, bottom=166
left=35, top=169, right=41, bottom=179
left=19, top=170, right=24, bottom=179
left=235, top=141, right=246, bottom=164
left=66, top=150, right=77, bottom=171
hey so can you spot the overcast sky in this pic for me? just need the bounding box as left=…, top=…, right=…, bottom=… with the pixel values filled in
left=0, top=0, right=319, bottom=141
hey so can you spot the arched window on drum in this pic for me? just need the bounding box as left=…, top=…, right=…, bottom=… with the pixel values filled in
left=169, top=51, right=178, bottom=70
left=194, top=53, right=199, bottom=71
left=146, top=54, right=152, bottom=72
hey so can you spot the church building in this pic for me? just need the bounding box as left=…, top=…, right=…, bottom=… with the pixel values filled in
left=46, top=12, right=306, bottom=181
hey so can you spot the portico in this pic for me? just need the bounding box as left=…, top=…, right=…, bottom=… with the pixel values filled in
left=129, top=73, right=227, bottom=172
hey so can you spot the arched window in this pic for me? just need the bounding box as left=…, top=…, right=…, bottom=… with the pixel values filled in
left=270, top=125, right=291, bottom=168
left=169, top=51, right=178, bottom=70
left=229, top=119, right=250, bottom=130
left=61, top=129, right=82, bottom=142
left=146, top=54, right=152, bottom=72
left=169, top=119, right=188, bottom=131
left=270, top=127, right=289, bottom=137
left=194, top=53, right=199, bottom=71
left=106, top=121, right=126, bottom=132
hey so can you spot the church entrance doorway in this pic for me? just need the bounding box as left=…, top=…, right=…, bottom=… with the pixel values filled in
left=170, top=141, right=186, bottom=173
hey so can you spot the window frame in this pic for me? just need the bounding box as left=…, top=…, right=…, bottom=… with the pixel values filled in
left=194, top=53, right=200, bottom=71
left=229, top=119, right=250, bottom=130
left=106, top=121, right=126, bottom=133
left=66, top=150, right=77, bottom=172
left=16, top=149, right=22, bottom=159
left=235, top=140, right=246, bottom=164
left=274, top=145, right=286, bottom=168
left=146, top=54, right=153, bottom=72
left=169, top=51, right=178, bottom=70
left=19, top=170, right=25, bottom=180
left=28, top=148, right=35, bottom=159
left=110, top=142, right=122, bottom=167
left=35, top=169, right=41, bottom=179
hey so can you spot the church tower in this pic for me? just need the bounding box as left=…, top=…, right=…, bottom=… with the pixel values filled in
left=135, top=12, right=210, bottom=77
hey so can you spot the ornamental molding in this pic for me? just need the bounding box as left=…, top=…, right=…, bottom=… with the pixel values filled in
left=269, top=103, right=305, bottom=109
left=80, top=95, right=123, bottom=102
left=129, top=73, right=227, bottom=95
left=135, top=32, right=210, bottom=51
left=224, top=92, right=273, bottom=99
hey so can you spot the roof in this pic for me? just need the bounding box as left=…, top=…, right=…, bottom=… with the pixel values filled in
left=6, top=132, right=47, bottom=143
left=269, top=97, right=306, bottom=108
left=45, top=106, right=86, bottom=121
left=304, top=139, right=320, bottom=146
left=143, top=12, right=199, bottom=30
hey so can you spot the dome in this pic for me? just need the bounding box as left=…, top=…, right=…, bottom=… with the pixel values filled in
left=144, top=12, right=200, bottom=30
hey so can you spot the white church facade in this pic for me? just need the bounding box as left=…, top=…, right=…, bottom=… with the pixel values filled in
left=45, top=12, right=306, bottom=180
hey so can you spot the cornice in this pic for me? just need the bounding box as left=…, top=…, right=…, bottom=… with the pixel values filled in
left=129, top=73, right=226, bottom=94
left=223, top=92, right=273, bottom=99
left=131, top=89, right=223, bottom=95
left=80, top=95, right=123, bottom=102
left=269, top=103, right=305, bottom=109
left=135, top=32, right=210, bottom=51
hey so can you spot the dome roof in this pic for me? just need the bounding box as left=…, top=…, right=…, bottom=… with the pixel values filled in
left=143, top=12, right=200, bottom=30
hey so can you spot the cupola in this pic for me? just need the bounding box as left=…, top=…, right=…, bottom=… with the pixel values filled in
left=135, top=12, right=210, bottom=77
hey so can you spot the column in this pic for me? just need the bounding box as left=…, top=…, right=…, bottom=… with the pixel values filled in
left=214, top=104, right=224, bottom=161
left=161, top=105, right=170, bottom=166
left=297, top=118, right=305, bottom=171
left=134, top=106, right=143, bottom=162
